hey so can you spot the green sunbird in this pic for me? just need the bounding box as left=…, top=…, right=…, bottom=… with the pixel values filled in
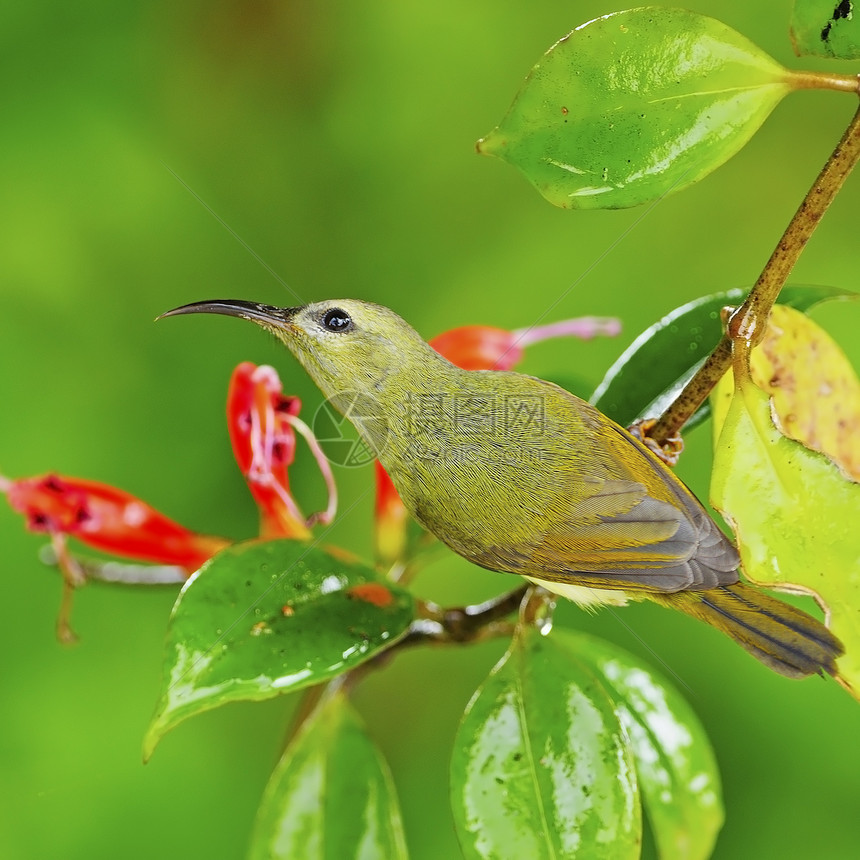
left=160, top=298, right=843, bottom=679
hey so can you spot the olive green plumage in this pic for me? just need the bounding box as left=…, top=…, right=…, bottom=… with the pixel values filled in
left=162, top=297, right=843, bottom=679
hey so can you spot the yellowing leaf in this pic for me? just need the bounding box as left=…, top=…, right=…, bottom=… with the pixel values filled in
left=711, top=304, right=860, bottom=479
left=711, top=373, right=860, bottom=698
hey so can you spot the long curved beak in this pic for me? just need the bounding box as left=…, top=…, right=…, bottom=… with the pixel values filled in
left=157, top=299, right=299, bottom=328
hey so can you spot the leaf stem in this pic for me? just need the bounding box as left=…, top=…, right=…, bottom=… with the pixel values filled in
left=789, top=71, right=859, bottom=94
left=281, top=675, right=347, bottom=750
left=518, top=584, right=557, bottom=635
left=651, top=99, right=860, bottom=444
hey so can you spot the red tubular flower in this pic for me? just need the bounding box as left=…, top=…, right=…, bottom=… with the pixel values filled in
left=429, top=317, right=621, bottom=372
left=227, top=362, right=340, bottom=539
left=227, top=362, right=311, bottom=540
left=3, top=473, right=228, bottom=572
left=374, top=315, right=621, bottom=561
left=430, top=326, right=524, bottom=371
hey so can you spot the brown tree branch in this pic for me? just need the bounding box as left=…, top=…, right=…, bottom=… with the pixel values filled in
left=650, top=99, right=860, bottom=444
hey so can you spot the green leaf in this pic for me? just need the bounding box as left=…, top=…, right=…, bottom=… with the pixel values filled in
left=144, top=540, right=415, bottom=758
left=590, top=285, right=856, bottom=428
left=791, top=0, right=860, bottom=59
left=478, top=8, right=792, bottom=209
left=710, top=374, right=860, bottom=699
left=450, top=625, right=641, bottom=860
left=567, top=632, right=723, bottom=860
left=248, top=689, right=408, bottom=860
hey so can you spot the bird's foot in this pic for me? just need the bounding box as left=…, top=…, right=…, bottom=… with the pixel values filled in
left=628, top=418, right=684, bottom=466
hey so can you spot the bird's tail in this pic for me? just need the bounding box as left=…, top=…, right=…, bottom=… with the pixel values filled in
left=655, top=582, right=843, bottom=679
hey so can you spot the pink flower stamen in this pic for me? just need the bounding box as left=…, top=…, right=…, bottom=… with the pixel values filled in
left=283, top=413, right=338, bottom=527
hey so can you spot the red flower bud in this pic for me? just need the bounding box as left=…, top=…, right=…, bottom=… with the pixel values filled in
left=430, top=317, right=621, bottom=371
left=3, top=473, right=228, bottom=572
left=430, top=326, right=524, bottom=371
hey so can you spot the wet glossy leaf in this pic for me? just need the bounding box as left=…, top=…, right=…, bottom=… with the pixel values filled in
left=710, top=375, right=860, bottom=699
left=144, top=540, right=415, bottom=758
left=450, top=626, right=641, bottom=860
left=568, top=632, right=723, bottom=860
left=479, top=8, right=792, bottom=209
left=591, top=285, right=856, bottom=428
left=711, top=304, right=860, bottom=479
left=248, top=689, right=408, bottom=860
left=791, top=0, right=860, bottom=59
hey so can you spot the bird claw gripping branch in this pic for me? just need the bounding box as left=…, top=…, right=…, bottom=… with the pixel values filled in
left=627, top=418, right=685, bottom=467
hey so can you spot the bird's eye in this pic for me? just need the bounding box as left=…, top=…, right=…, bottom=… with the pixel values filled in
left=321, top=308, right=353, bottom=333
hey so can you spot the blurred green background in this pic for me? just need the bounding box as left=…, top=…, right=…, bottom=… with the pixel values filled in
left=1, top=1, right=858, bottom=857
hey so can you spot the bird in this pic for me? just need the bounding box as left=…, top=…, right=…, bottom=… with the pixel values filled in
left=159, top=297, right=844, bottom=679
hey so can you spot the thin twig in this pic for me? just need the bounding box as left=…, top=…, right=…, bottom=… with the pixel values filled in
left=416, top=586, right=529, bottom=643
left=651, top=100, right=860, bottom=444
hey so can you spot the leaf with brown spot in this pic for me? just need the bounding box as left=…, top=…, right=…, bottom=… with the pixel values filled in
left=712, top=304, right=860, bottom=479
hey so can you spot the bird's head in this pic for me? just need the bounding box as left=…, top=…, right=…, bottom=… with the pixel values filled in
left=158, top=298, right=440, bottom=404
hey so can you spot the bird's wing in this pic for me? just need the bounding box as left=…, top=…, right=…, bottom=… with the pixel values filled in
left=470, top=402, right=739, bottom=593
